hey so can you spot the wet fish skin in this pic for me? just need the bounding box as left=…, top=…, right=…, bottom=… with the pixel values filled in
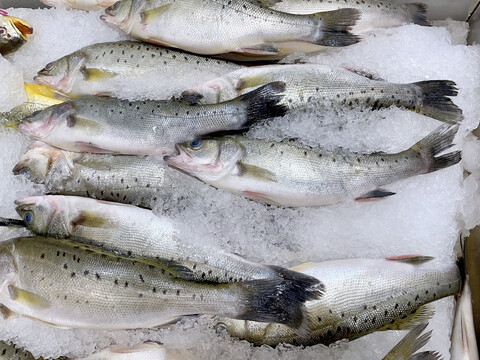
left=264, top=0, right=430, bottom=34
left=0, top=236, right=321, bottom=330
left=12, top=143, right=166, bottom=208
left=14, top=195, right=291, bottom=284
left=214, top=256, right=461, bottom=347
left=40, top=0, right=117, bottom=11
left=82, top=342, right=187, bottom=360
left=34, top=41, right=243, bottom=97
left=182, top=64, right=463, bottom=124
left=17, top=82, right=287, bottom=156
left=165, top=124, right=461, bottom=207
left=383, top=322, right=442, bottom=360
left=101, top=0, right=360, bottom=56
left=0, top=15, right=33, bottom=56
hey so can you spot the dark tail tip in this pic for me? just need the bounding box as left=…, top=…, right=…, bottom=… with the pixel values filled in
left=431, top=151, right=461, bottom=172
left=236, top=81, right=288, bottom=128
left=405, top=3, right=431, bottom=27
left=414, top=80, right=463, bottom=124
left=239, top=267, right=324, bottom=329
left=315, top=8, right=361, bottom=47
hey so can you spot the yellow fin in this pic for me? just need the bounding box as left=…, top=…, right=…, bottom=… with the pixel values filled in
left=239, top=163, right=277, bottom=182
left=141, top=3, right=172, bottom=24
left=81, top=68, right=118, bottom=82
left=381, top=305, right=434, bottom=331
left=289, top=262, right=316, bottom=272
left=71, top=210, right=110, bottom=229
left=8, top=285, right=50, bottom=309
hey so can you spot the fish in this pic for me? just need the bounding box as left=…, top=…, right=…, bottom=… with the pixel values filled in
left=181, top=64, right=462, bottom=124
left=0, top=340, right=40, bottom=360
left=34, top=41, right=243, bottom=98
left=213, top=256, right=462, bottom=347
left=0, top=236, right=322, bottom=330
left=100, top=0, right=360, bottom=56
left=12, top=142, right=166, bottom=208
left=0, top=15, right=33, bottom=56
left=39, top=0, right=117, bottom=11
left=17, top=82, right=287, bottom=155
left=82, top=342, right=186, bottom=360
left=13, top=194, right=323, bottom=286
left=164, top=124, right=461, bottom=207
left=262, top=0, right=430, bottom=34
left=383, top=323, right=442, bottom=360
left=1, top=84, right=65, bottom=125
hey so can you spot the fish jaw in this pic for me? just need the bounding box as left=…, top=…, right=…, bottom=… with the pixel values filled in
left=101, top=0, right=144, bottom=35
left=9, top=16, right=33, bottom=41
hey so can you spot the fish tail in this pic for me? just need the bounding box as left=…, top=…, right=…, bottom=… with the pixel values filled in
left=411, top=124, right=461, bottom=174
left=410, top=351, right=443, bottom=360
left=413, top=80, right=463, bottom=123
left=234, top=269, right=324, bottom=329
left=308, top=8, right=361, bottom=47
left=234, top=81, right=288, bottom=129
left=405, top=3, right=431, bottom=27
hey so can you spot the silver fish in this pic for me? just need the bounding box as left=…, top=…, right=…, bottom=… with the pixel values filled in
left=100, top=0, right=360, bottom=56
left=383, top=323, right=442, bottom=360
left=0, top=236, right=321, bottom=330
left=39, top=0, right=117, bottom=11
left=13, top=195, right=319, bottom=285
left=214, top=256, right=461, bottom=347
left=34, top=41, right=243, bottom=98
left=263, top=0, right=430, bottom=34
left=17, top=82, right=287, bottom=155
left=12, top=142, right=166, bottom=208
left=165, top=124, right=461, bottom=207
left=181, top=64, right=462, bottom=124
left=0, top=15, right=33, bottom=56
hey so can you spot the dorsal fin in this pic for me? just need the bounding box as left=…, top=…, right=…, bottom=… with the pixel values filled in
left=387, top=255, right=434, bottom=265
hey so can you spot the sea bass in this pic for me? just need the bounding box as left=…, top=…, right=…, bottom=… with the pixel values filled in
left=383, top=323, right=441, bottom=360
left=34, top=41, right=243, bottom=98
left=263, top=0, right=430, bottom=34
left=0, top=15, right=33, bottom=56
left=1, top=84, right=64, bottom=125
left=214, top=256, right=461, bottom=347
left=165, top=124, right=461, bottom=207
left=0, top=236, right=321, bottom=329
left=17, top=82, right=287, bottom=155
left=182, top=64, right=462, bottom=124
left=39, top=0, right=117, bottom=11
left=13, top=195, right=318, bottom=285
left=101, top=0, right=360, bottom=56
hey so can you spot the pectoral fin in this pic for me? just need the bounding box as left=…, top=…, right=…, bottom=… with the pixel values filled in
left=8, top=286, right=50, bottom=309
left=71, top=210, right=110, bottom=230
left=355, top=189, right=395, bottom=202
left=238, top=163, right=277, bottom=182
left=141, top=4, right=172, bottom=24
left=81, top=68, right=118, bottom=82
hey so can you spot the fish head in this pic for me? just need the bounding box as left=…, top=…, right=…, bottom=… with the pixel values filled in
left=17, top=102, right=76, bottom=140
left=34, top=53, right=86, bottom=95
left=101, top=0, right=144, bottom=34
left=0, top=15, right=33, bottom=55
left=15, top=196, right=71, bottom=237
left=165, top=137, right=244, bottom=182
left=214, top=317, right=271, bottom=343
left=13, top=143, right=73, bottom=182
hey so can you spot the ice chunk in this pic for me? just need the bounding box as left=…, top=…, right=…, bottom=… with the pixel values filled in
left=0, top=56, right=25, bottom=112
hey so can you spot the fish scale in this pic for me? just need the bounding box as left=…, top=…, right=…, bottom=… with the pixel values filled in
left=214, top=257, right=462, bottom=347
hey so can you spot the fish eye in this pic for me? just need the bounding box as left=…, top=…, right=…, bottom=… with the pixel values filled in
left=31, top=110, right=41, bottom=117
left=0, top=27, right=6, bottom=36
left=214, top=323, right=229, bottom=335
left=190, top=140, right=202, bottom=149
left=23, top=211, right=34, bottom=225
left=107, top=1, right=121, bottom=13
left=44, top=62, right=55, bottom=71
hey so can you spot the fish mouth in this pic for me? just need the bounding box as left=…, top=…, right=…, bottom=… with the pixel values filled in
left=9, top=16, right=33, bottom=41
left=163, top=144, right=186, bottom=165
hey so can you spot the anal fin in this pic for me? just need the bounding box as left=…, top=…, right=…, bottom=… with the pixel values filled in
left=355, top=189, right=395, bottom=202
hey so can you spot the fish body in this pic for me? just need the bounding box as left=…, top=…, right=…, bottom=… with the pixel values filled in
left=101, top=0, right=360, bottom=56
left=82, top=342, right=186, bottom=360
left=0, top=236, right=321, bottom=329
left=0, top=15, right=33, bottom=56
left=0, top=340, right=38, bottom=360
left=264, top=0, right=430, bottom=34
left=383, top=323, right=442, bottom=360
left=165, top=124, right=461, bottom=207
left=14, top=195, right=296, bottom=284
left=1, top=84, right=64, bottom=124
left=13, top=143, right=166, bottom=207
left=17, top=82, right=287, bottom=155
left=40, top=0, right=117, bottom=11
left=215, top=256, right=461, bottom=347
left=34, top=41, right=243, bottom=98
left=182, top=64, right=462, bottom=123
